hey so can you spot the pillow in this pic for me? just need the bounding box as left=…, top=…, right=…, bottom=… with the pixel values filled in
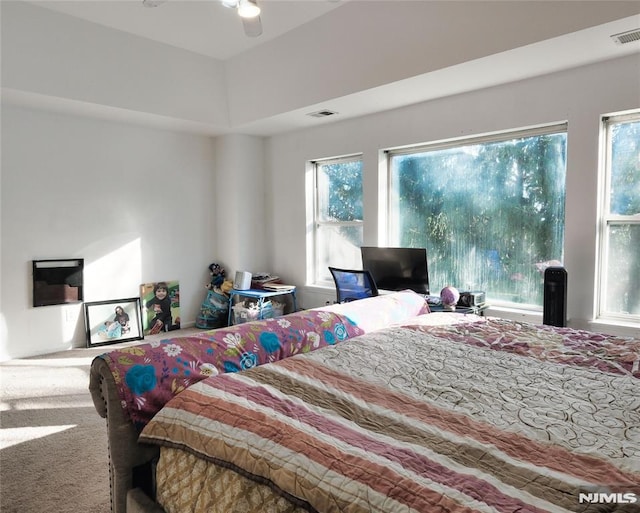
left=317, top=290, right=430, bottom=333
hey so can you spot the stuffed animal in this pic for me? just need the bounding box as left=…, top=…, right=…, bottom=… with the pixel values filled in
left=220, top=279, right=234, bottom=295
left=197, top=262, right=230, bottom=329
left=207, top=262, right=226, bottom=290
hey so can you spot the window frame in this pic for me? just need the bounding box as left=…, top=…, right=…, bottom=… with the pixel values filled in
left=596, top=111, right=640, bottom=323
left=311, top=154, right=364, bottom=286
left=384, top=122, right=568, bottom=309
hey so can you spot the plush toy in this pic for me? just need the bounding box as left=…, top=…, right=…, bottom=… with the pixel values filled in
left=220, top=279, right=234, bottom=295
left=207, top=262, right=226, bottom=289
left=197, top=262, right=230, bottom=329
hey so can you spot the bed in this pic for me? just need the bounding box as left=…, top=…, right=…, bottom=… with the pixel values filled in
left=89, top=290, right=435, bottom=513
left=138, top=313, right=640, bottom=513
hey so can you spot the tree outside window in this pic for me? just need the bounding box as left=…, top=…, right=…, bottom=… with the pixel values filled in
left=314, top=157, right=363, bottom=284
left=599, top=113, right=640, bottom=320
left=388, top=125, right=567, bottom=307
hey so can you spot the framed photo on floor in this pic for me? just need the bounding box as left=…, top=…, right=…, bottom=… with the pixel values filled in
left=140, top=280, right=181, bottom=335
left=84, top=297, right=143, bottom=347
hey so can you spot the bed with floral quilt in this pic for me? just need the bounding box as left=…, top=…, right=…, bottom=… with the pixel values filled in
left=89, top=290, right=433, bottom=513
left=138, top=315, right=640, bottom=513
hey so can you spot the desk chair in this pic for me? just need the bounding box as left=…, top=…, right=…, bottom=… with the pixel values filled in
left=328, top=267, right=379, bottom=303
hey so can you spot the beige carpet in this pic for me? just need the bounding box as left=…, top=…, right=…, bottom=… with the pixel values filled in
left=0, top=328, right=201, bottom=513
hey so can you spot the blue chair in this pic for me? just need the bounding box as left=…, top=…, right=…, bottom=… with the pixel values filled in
left=328, top=267, right=379, bottom=303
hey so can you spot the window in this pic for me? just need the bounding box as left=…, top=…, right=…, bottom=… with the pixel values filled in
left=598, top=112, right=640, bottom=321
left=387, top=124, right=567, bottom=307
left=313, top=156, right=364, bottom=284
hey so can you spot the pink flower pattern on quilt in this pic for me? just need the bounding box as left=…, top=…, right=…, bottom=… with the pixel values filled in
left=95, top=290, right=432, bottom=428
left=97, top=309, right=363, bottom=428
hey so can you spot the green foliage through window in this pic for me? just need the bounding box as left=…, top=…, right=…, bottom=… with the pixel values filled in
left=388, top=126, right=567, bottom=306
left=317, top=160, right=363, bottom=222
left=314, top=157, right=364, bottom=283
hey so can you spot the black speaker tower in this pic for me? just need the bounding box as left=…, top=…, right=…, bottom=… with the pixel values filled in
left=543, top=266, right=567, bottom=327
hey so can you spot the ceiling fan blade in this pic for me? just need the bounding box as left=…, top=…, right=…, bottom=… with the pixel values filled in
left=242, top=16, right=262, bottom=37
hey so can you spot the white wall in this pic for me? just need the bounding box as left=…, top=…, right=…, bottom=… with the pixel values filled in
left=226, top=1, right=640, bottom=127
left=1, top=1, right=229, bottom=132
left=265, top=55, right=640, bottom=337
left=213, top=134, right=268, bottom=279
left=0, top=104, right=217, bottom=360
left=4, top=1, right=638, bottom=134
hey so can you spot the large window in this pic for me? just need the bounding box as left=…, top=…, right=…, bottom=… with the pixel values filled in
left=313, top=156, right=363, bottom=284
left=598, top=112, right=640, bottom=321
left=387, top=125, right=567, bottom=307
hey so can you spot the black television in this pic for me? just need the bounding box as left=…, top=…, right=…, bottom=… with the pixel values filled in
left=360, top=247, right=429, bottom=294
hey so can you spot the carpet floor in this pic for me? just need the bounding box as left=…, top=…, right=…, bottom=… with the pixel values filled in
left=0, top=328, right=201, bottom=513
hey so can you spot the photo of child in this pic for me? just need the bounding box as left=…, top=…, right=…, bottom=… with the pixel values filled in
left=97, top=305, right=130, bottom=340
left=84, top=298, right=142, bottom=347
left=140, top=280, right=181, bottom=335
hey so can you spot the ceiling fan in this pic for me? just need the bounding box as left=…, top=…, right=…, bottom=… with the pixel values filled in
left=142, top=0, right=262, bottom=38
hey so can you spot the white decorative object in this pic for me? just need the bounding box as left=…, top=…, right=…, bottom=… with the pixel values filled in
left=233, top=271, right=252, bottom=290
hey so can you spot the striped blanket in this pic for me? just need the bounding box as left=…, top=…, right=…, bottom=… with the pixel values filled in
left=140, top=318, right=640, bottom=513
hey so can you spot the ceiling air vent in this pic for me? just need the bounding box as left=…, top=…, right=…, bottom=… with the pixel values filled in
left=307, top=109, right=338, bottom=118
left=611, top=28, right=640, bottom=45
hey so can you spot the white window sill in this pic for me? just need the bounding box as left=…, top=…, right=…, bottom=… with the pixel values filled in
left=588, top=319, right=640, bottom=338
left=484, top=305, right=543, bottom=324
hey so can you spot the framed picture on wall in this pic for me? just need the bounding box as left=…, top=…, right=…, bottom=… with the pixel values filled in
left=84, top=297, right=143, bottom=348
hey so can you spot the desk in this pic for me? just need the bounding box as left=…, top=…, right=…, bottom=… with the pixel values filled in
left=228, top=288, right=297, bottom=326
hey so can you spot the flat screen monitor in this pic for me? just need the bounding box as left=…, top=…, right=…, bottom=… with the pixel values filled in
left=360, top=247, right=429, bottom=294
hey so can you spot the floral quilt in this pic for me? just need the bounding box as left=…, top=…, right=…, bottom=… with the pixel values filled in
left=95, top=309, right=364, bottom=428
left=407, top=317, right=640, bottom=378
left=142, top=318, right=640, bottom=513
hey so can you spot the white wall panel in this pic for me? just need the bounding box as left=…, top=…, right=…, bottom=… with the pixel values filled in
left=0, top=104, right=216, bottom=360
left=226, top=1, right=640, bottom=127
left=1, top=1, right=228, bottom=129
